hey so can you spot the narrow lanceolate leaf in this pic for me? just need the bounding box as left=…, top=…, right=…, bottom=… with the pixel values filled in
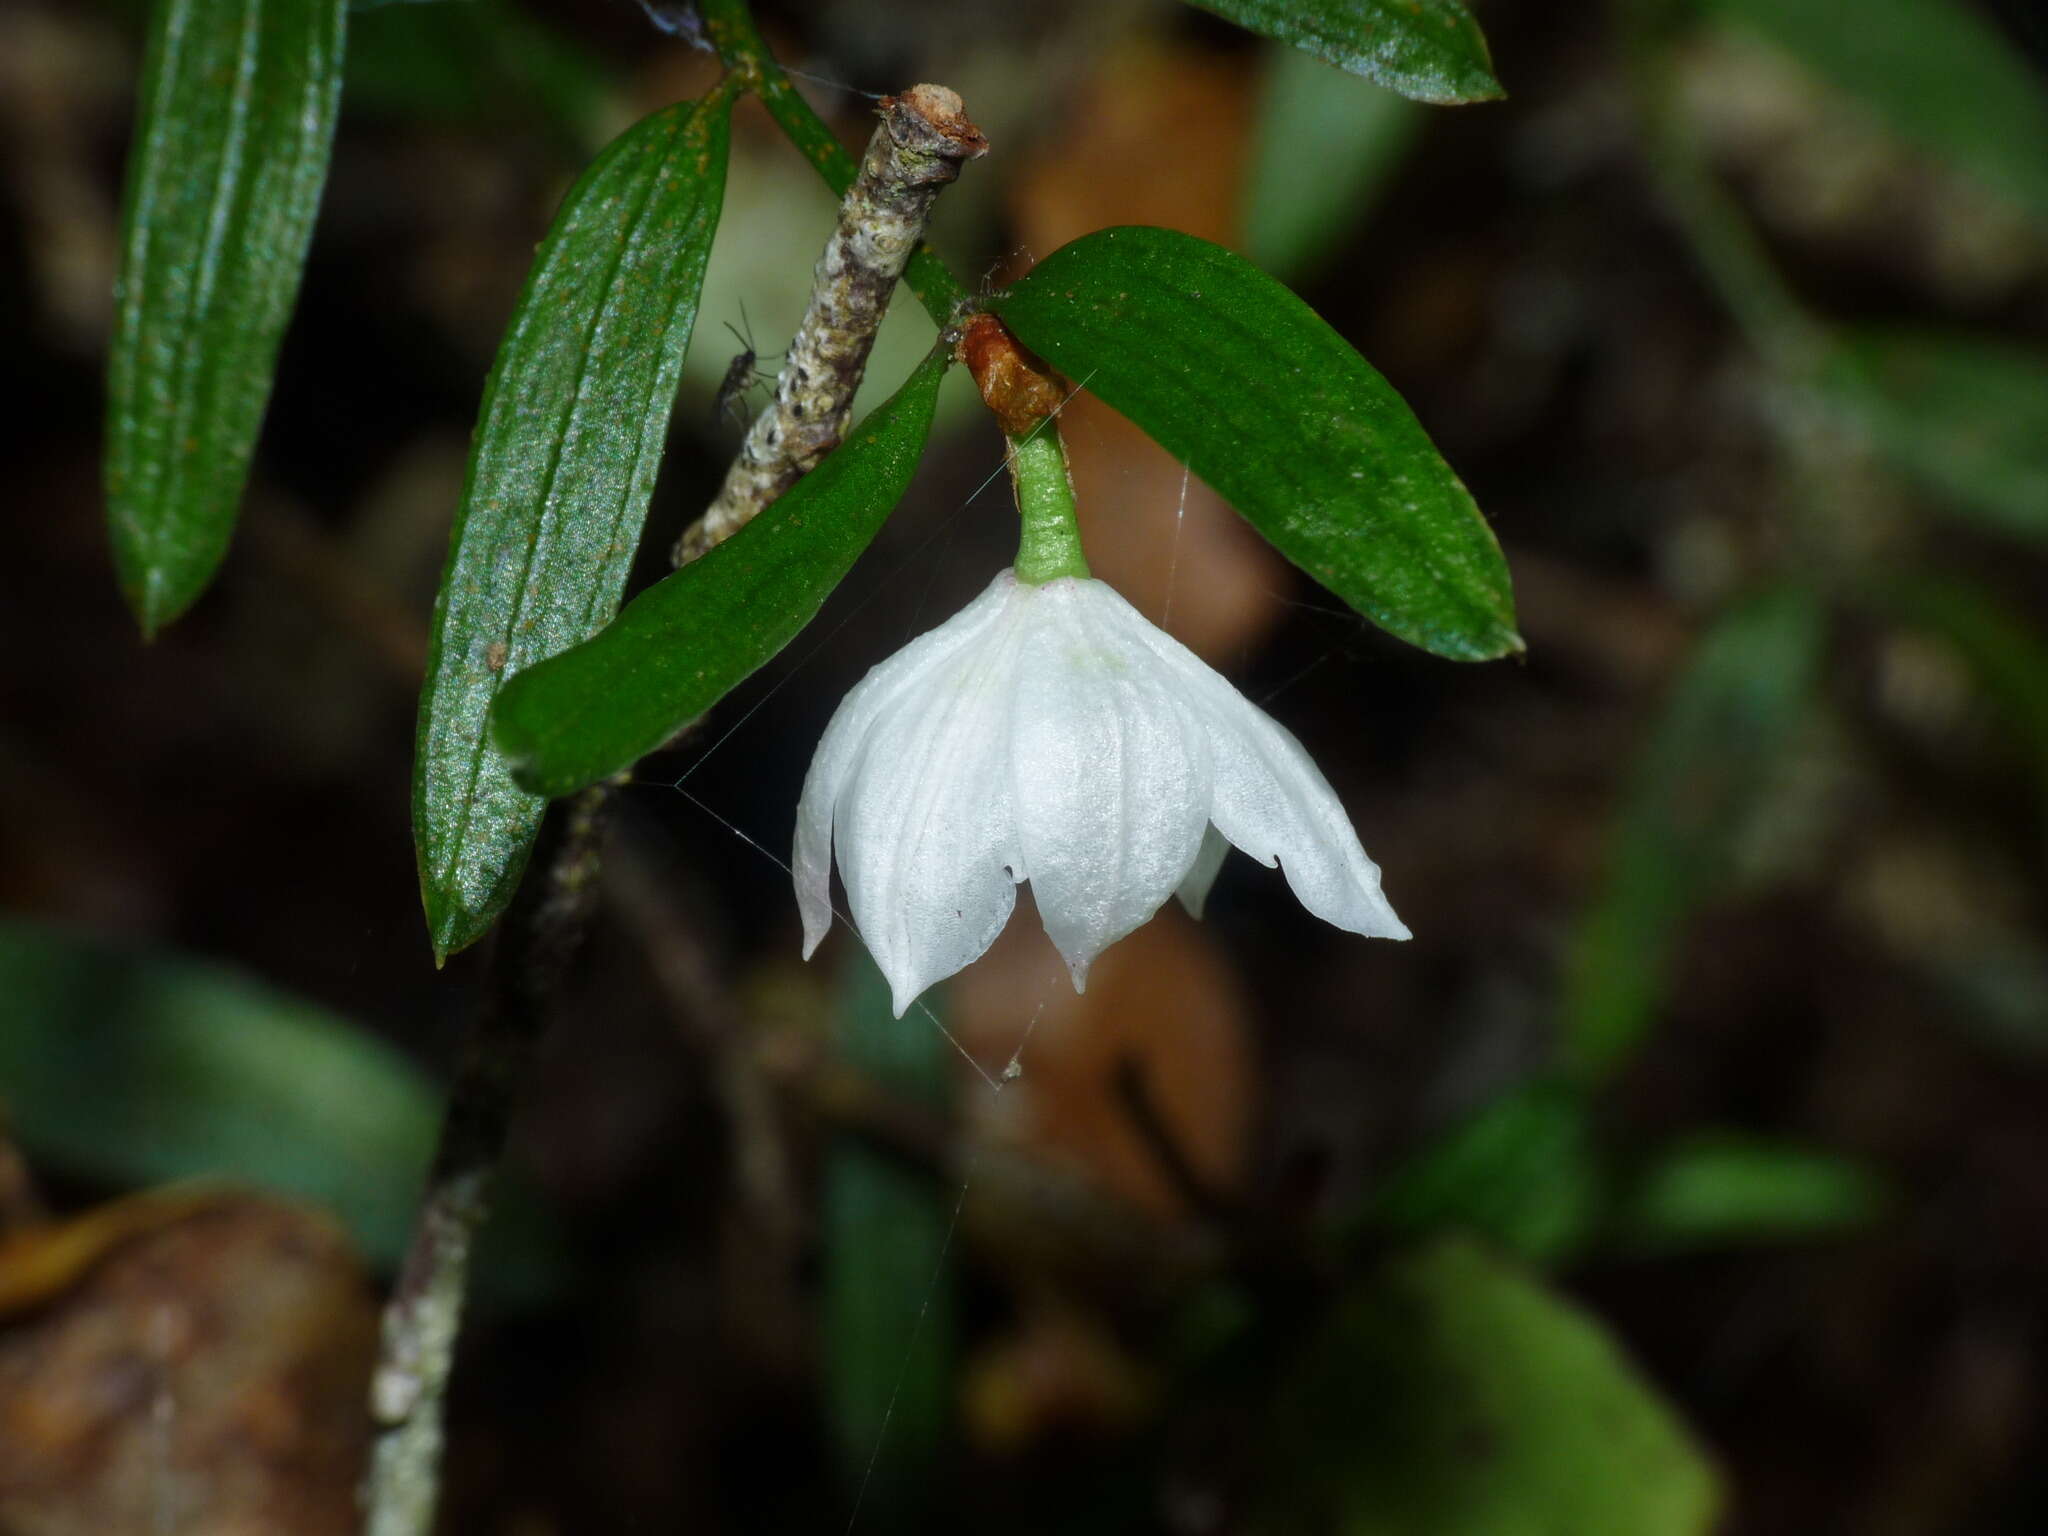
left=822, top=951, right=955, bottom=1511
left=414, top=88, right=733, bottom=961
left=1562, top=587, right=1827, bottom=1081
left=1183, top=0, right=1501, bottom=104
left=996, top=227, right=1518, bottom=661
left=1612, top=1134, right=1885, bottom=1255
left=105, top=0, right=348, bottom=636
left=1829, top=329, right=2048, bottom=544
left=492, top=352, right=948, bottom=798
left=1707, top=0, right=2048, bottom=226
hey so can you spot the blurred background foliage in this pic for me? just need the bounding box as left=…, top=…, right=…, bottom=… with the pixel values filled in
left=1, top=0, right=2046, bottom=1530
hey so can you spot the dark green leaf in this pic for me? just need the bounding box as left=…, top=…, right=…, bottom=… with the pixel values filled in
left=105, top=0, right=348, bottom=636
left=1706, top=0, right=2048, bottom=224
left=1187, top=0, right=1502, bottom=104
left=995, top=227, right=1519, bottom=661
left=1562, top=587, right=1828, bottom=1080
left=1612, top=1134, right=1885, bottom=1254
left=491, top=351, right=950, bottom=797
left=1367, top=1081, right=1602, bottom=1264
left=1261, top=1238, right=1721, bottom=1534
left=1828, top=329, right=2048, bottom=544
left=822, top=951, right=955, bottom=1510
left=0, top=920, right=433, bottom=1263
left=413, top=87, right=733, bottom=961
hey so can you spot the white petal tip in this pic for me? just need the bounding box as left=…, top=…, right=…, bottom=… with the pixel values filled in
left=1355, top=898, right=1411, bottom=942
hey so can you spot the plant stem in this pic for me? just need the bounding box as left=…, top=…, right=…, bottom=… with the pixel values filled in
left=1009, top=423, right=1090, bottom=584
left=695, top=0, right=971, bottom=325
left=362, top=786, right=610, bottom=1536
left=674, top=81, right=986, bottom=564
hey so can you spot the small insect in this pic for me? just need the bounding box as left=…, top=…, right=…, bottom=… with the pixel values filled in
left=712, top=301, right=777, bottom=427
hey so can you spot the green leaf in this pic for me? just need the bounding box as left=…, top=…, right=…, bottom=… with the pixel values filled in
left=1261, top=1237, right=1722, bottom=1535
left=105, top=0, right=348, bottom=636
left=1612, top=1134, right=1885, bottom=1254
left=994, top=227, right=1519, bottom=661
left=0, top=921, right=433, bottom=1264
left=490, top=351, right=950, bottom=798
left=413, top=87, right=733, bottom=961
left=1562, top=586, right=1828, bottom=1080
left=1828, top=329, right=2048, bottom=544
left=822, top=951, right=955, bottom=1510
left=1247, top=42, right=1421, bottom=280
left=1185, top=0, right=1502, bottom=104
left=1368, top=1081, right=1603, bottom=1265
left=1705, top=0, right=2048, bottom=225
left=1873, top=574, right=2048, bottom=827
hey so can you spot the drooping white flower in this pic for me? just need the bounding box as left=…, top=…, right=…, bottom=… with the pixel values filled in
left=794, top=568, right=1408, bottom=1016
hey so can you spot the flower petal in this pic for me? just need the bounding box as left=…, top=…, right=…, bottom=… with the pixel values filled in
left=1126, top=613, right=1409, bottom=942
left=793, top=572, right=1015, bottom=961
left=1175, top=824, right=1231, bottom=920
left=833, top=585, right=1030, bottom=1016
left=1008, top=580, right=1214, bottom=988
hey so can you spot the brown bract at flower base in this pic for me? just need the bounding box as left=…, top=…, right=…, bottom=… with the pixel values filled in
left=956, top=311, right=1069, bottom=437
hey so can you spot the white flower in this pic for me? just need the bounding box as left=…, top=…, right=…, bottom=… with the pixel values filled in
left=794, top=569, right=1409, bottom=1016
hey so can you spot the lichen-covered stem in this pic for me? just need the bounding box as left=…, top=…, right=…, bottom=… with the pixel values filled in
left=1010, top=425, right=1090, bottom=585
left=361, top=786, right=610, bottom=1536
left=673, top=85, right=985, bottom=565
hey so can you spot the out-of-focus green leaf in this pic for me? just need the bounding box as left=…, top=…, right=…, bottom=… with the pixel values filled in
left=1706, top=0, right=2048, bottom=225
left=1368, top=1081, right=1602, bottom=1265
left=1260, top=1237, right=1721, bottom=1535
left=0, top=922, right=561, bottom=1299
left=822, top=950, right=955, bottom=1511
left=1612, top=1133, right=1885, bottom=1254
left=413, top=86, right=733, bottom=962
left=345, top=0, right=611, bottom=146
left=491, top=352, right=949, bottom=797
left=1247, top=43, right=1420, bottom=280
left=1563, top=587, right=1828, bottom=1080
left=1877, top=574, right=2048, bottom=824
left=0, top=921, right=431, bottom=1264
left=1185, top=0, right=1502, bottom=104
left=1827, top=329, right=2048, bottom=544
left=105, top=0, right=348, bottom=636
left=995, top=227, right=1519, bottom=661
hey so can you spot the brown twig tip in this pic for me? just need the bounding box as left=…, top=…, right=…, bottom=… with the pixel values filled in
left=957, top=312, right=1068, bottom=437
left=883, top=85, right=988, bottom=164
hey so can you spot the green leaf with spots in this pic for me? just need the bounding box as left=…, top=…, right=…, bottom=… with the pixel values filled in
left=491, top=352, right=949, bottom=798
left=105, top=0, right=348, bottom=636
left=995, top=226, right=1518, bottom=661
left=1186, top=0, right=1502, bottom=104
left=413, top=86, right=733, bottom=961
